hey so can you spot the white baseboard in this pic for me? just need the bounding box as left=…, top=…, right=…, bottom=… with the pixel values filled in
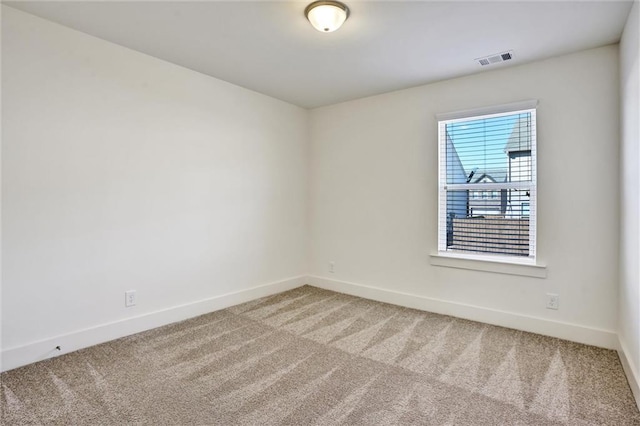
left=308, top=275, right=618, bottom=350
left=1, top=275, right=306, bottom=373
left=618, top=337, right=640, bottom=409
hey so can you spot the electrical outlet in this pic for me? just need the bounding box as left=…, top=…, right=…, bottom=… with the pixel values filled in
left=329, top=261, right=335, bottom=273
left=125, top=290, right=137, bottom=307
left=546, top=293, right=559, bottom=310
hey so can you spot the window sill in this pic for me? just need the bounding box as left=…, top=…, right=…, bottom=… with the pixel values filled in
left=429, top=252, right=547, bottom=278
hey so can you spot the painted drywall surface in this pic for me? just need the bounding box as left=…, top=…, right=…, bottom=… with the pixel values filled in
left=1, top=6, right=308, bottom=350
left=309, top=45, right=620, bottom=334
left=620, top=0, right=640, bottom=390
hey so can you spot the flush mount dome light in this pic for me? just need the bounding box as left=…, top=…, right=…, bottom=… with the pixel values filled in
left=305, top=1, right=349, bottom=33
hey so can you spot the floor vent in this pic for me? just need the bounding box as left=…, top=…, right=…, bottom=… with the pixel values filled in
left=476, top=50, right=514, bottom=66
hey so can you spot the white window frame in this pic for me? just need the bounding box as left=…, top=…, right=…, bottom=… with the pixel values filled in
left=436, top=100, right=538, bottom=265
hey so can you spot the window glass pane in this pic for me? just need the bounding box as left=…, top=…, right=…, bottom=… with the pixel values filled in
left=446, top=190, right=530, bottom=256
left=445, top=113, right=532, bottom=185
left=439, top=108, right=535, bottom=259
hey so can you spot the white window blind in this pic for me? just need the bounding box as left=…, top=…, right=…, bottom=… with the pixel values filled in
left=437, top=105, right=537, bottom=260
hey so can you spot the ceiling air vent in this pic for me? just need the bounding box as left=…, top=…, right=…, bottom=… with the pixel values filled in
left=476, top=50, right=514, bottom=66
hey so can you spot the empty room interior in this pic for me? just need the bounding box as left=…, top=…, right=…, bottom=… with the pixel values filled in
left=1, top=0, right=640, bottom=424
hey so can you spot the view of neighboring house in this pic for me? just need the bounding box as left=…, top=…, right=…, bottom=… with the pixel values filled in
left=445, top=132, right=468, bottom=220
left=504, top=115, right=533, bottom=217
left=467, top=170, right=505, bottom=216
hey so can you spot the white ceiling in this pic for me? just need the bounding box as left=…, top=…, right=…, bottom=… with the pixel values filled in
left=4, top=1, right=634, bottom=109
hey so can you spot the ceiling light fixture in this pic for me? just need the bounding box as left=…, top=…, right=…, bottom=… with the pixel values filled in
left=305, top=1, right=349, bottom=33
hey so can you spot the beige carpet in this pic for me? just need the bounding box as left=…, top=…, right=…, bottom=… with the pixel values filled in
left=2, top=285, right=639, bottom=425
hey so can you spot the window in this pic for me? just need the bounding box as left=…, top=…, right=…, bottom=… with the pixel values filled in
left=437, top=101, right=537, bottom=262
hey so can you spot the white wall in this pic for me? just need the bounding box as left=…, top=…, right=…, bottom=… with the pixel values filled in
left=309, top=45, right=620, bottom=348
left=619, top=0, right=640, bottom=404
left=1, top=6, right=308, bottom=370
